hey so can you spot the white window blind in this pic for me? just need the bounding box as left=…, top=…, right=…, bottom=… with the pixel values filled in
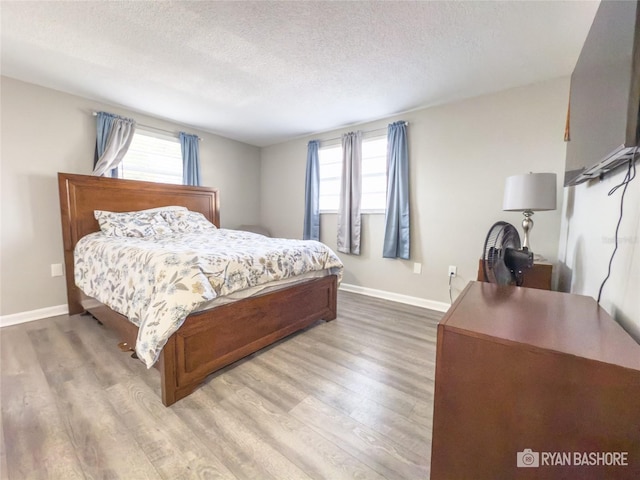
left=318, top=144, right=342, bottom=212
left=118, top=130, right=183, bottom=184
left=318, top=136, right=387, bottom=213
left=361, top=137, right=387, bottom=212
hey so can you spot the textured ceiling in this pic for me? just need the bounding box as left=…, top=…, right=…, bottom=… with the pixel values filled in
left=1, top=1, right=600, bottom=147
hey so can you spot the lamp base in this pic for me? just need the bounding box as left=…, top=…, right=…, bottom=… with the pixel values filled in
left=521, top=210, right=534, bottom=251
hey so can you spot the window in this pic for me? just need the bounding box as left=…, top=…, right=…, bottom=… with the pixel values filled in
left=117, top=130, right=183, bottom=184
left=318, top=144, right=342, bottom=212
left=361, top=137, right=387, bottom=212
left=318, top=136, right=387, bottom=213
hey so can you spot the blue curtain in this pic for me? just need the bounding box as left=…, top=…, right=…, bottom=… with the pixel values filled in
left=95, top=113, right=113, bottom=160
left=383, top=121, right=410, bottom=259
left=303, top=140, right=320, bottom=240
left=180, top=132, right=201, bottom=186
left=94, top=111, right=135, bottom=177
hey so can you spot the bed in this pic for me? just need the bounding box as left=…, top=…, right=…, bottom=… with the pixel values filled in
left=58, top=172, right=339, bottom=406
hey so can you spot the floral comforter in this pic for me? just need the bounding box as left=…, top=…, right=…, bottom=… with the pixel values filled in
left=74, top=229, right=343, bottom=367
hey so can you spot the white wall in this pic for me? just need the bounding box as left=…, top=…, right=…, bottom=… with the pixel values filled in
left=0, top=76, right=261, bottom=316
left=10, top=73, right=628, bottom=329
left=558, top=166, right=640, bottom=341
left=261, top=78, right=570, bottom=305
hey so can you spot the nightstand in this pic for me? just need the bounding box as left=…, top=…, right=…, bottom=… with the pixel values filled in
left=477, top=259, right=553, bottom=290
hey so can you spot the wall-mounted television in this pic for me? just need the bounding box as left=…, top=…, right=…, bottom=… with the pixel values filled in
left=564, top=0, right=640, bottom=187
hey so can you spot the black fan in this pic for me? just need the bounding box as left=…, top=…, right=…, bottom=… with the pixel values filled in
left=482, top=221, right=533, bottom=286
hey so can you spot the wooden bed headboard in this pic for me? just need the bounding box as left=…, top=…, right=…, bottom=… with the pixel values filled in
left=58, top=172, right=220, bottom=314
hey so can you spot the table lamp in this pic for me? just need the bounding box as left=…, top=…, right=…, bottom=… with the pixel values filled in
left=503, top=172, right=557, bottom=252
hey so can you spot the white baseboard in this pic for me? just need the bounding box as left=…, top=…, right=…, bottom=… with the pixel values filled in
left=339, top=283, right=450, bottom=312
left=0, top=305, right=69, bottom=328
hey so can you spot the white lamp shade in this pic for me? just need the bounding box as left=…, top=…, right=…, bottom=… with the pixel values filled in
left=503, top=173, right=557, bottom=211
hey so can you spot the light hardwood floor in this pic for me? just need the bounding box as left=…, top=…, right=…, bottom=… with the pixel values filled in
left=1, top=291, right=442, bottom=480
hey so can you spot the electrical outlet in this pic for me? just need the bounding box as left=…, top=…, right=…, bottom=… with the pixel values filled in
left=448, top=265, right=457, bottom=277
left=413, top=262, right=422, bottom=274
left=51, top=263, right=64, bottom=277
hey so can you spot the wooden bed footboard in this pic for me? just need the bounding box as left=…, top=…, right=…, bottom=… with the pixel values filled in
left=159, top=274, right=337, bottom=405
left=82, top=274, right=337, bottom=406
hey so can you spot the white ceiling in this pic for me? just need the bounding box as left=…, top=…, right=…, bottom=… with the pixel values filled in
left=1, top=0, right=600, bottom=147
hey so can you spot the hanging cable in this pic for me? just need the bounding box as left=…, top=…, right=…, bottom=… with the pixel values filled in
left=596, top=149, right=638, bottom=303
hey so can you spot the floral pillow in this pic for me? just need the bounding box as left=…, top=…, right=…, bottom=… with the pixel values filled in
left=162, top=210, right=218, bottom=234
left=94, top=210, right=174, bottom=237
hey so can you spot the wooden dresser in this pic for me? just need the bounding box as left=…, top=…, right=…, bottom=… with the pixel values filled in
left=430, top=281, right=640, bottom=480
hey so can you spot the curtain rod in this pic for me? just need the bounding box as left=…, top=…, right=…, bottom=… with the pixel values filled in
left=319, top=121, right=408, bottom=144
left=91, top=111, right=202, bottom=141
